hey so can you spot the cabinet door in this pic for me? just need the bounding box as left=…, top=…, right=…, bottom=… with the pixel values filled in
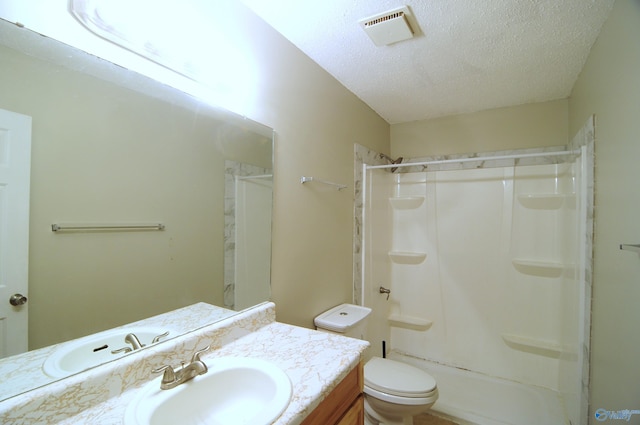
left=336, top=395, right=364, bottom=425
left=301, top=363, right=363, bottom=425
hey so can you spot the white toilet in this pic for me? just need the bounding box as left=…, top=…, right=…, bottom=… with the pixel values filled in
left=315, top=304, right=438, bottom=425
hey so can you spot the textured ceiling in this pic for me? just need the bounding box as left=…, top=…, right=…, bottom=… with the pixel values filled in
left=239, top=0, right=615, bottom=124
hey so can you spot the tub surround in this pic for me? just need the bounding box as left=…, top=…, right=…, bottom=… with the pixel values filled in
left=0, top=302, right=369, bottom=424
left=354, top=116, right=594, bottom=425
left=0, top=302, right=236, bottom=401
left=353, top=142, right=589, bottom=309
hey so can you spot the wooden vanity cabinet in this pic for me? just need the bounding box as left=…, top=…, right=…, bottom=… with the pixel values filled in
left=335, top=395, right=364, bottom=425
left=301, top=362, right=364, bottom=425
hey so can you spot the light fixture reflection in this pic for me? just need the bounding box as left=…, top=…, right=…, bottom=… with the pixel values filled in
left=70, top=0, right=256, bottom=112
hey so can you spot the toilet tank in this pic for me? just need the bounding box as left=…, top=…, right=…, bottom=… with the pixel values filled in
left=314, top=303, right=372, bottom=340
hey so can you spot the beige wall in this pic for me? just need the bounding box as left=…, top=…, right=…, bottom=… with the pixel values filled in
left=0, top=44, right=229, bottom=348
left=223, top=2, right=390, bottom=328
left=2, top=0, right=390, bottom=347
left=391, top=99, right=568, bottom=157
left=569, top=0, right=640, bottom=421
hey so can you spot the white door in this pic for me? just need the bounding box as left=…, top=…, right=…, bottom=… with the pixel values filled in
left=0, top=109, right=32, bottom=358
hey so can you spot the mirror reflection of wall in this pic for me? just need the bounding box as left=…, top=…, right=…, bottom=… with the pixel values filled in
left=0, top=19, right=273, bottom=364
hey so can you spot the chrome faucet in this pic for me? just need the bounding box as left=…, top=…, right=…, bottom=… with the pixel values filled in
left=111, top=331, right=170, bottom=355
left=152, top=345, right=210, bottom=390
left=111, top=333, right=146, bottom=354
left=125, top=333, right=144, bottom=350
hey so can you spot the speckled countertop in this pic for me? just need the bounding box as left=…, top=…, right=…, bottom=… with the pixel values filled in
left=0, top=303, right=236, bottom=401
left=0, top=302, right=369, bottom=424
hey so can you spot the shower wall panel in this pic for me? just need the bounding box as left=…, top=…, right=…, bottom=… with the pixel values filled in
left=506, top=163, right=578, bottom=389
left=362, top=168, right=393, bottom=359
left=385, top=165, right=580, bottom=391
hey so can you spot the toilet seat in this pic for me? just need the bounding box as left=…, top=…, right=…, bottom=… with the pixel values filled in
left=364, top=384, right=439, bottom=406
left=364, top=357, right=437, bottom=398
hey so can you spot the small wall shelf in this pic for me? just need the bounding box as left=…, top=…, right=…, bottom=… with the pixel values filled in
left=388, top=251, right=427, bottom=264
left=502, top=334, right=563, bottom=358
left=511, top=259, right=564, bottom=278
left=517, top=194, right=567, bottom=210
left=389, top=196, right=425, bottom=209
left=388, top=314, right=432, bottom=331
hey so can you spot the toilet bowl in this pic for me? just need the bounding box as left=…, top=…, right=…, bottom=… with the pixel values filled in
left=314, top=304, right=439, bottom=425
left=363, top=356, right=438, bottom=425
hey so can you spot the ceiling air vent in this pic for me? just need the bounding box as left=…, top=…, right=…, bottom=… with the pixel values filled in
left=359, top=6, right=414, bottom=47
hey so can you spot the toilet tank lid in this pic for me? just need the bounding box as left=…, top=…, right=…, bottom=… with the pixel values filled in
left=314, top=303, right=372, bottom=333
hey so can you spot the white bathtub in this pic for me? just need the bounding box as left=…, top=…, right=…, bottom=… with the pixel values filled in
left=389, top=352, right=568, bottom=425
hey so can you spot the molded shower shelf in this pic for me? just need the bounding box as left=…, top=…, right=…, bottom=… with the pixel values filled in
left=502, top=334, right=563, bottom=358
left=517, top=194, right=567, bottom=209
left=389, top=196, right=425, bottom=209
left=511, top=259, right=564, bottom=278
left=388, top=314, right=432, bottom=331
left=388, top=251, right=427, bottom=264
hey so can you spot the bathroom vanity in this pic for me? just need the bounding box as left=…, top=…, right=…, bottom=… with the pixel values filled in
left=0, top=302, right=368, bottom=424
left=301, top=362, right=364, bottom=425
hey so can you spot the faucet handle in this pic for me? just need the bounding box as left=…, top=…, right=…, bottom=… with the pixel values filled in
left=191, top=345, right=211, bottom=363
left=152, top=364, right=176, bottom=384
left=111, top=346, right=133, bottom=354
left=151, top=331, right=170, bottom=344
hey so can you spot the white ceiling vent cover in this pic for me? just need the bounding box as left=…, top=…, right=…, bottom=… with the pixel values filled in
left=359, top=6, right=414, bottom=47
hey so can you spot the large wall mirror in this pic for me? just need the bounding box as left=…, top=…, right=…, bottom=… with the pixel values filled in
left=0, top=18, right=273, bottom=400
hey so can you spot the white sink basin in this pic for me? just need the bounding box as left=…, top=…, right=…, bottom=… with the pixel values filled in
left=125, top=357, right=292, bottom=425
left=42, top=326, right=171, bottom=378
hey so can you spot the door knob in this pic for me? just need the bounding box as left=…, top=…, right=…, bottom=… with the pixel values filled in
left=9, top=294, right=27, bottom=306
